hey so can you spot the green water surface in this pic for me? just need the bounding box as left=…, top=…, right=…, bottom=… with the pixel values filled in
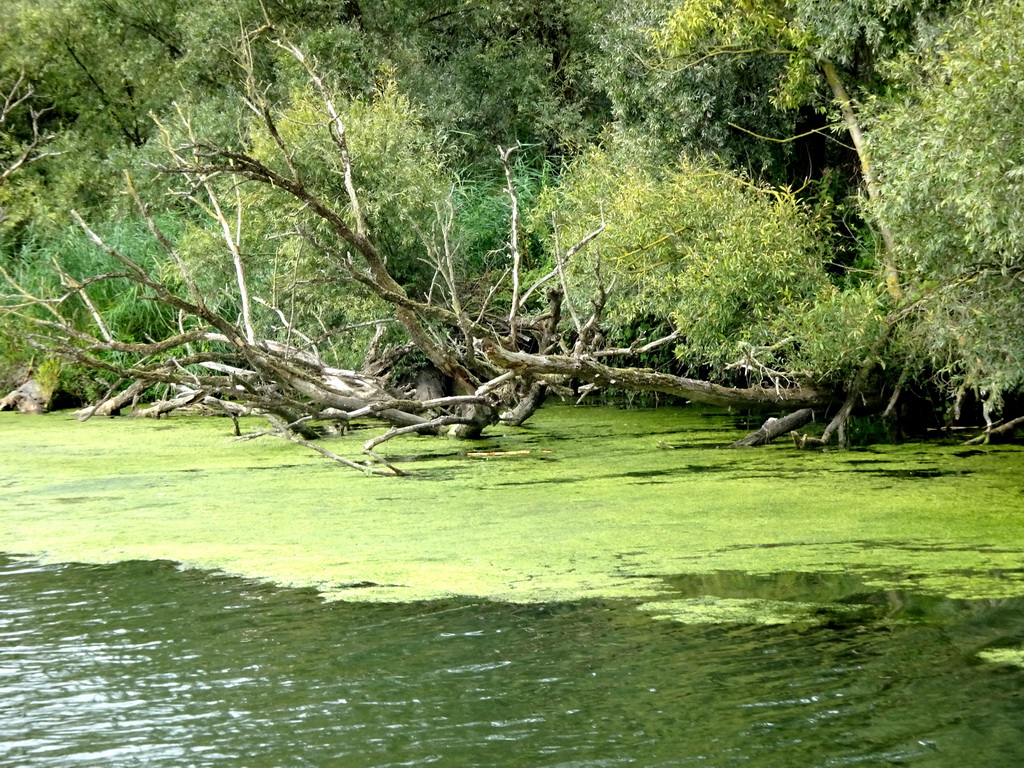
left=3, top=406, right=1024, bottom=766
left=1, top=404, right=1022, bottom=608
left=3, top=557, right=1024, bottom=767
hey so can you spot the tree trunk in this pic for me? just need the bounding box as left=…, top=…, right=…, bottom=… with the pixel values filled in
left=500, top=380, right=549, bottom=426
left=819, top=58, right=901, bottom=301
left=484, top=344, right=833, bottom=409
left=731, top=408, right=814, bottom=447
left=76, top=378, right=150, bottom=420
left=0, top=379, right=48, bottom=414
left=963, top=414, right=1024, bottom=445
left=135, top=389, right=206, bottom=418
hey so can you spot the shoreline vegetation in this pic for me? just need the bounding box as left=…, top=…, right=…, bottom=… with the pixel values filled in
left=2, top=2, right=1023, bottom=469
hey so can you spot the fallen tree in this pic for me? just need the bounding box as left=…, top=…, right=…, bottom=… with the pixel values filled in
left=0, top=377, right=48, bottom=414
left=1, top=31, right=874, bottom=469
left=483, top=345, right=832, bottom=410
left=731, top=409, right=815, bottom=448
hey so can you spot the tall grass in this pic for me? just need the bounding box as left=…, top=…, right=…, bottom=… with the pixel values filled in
left=452, top=154, right=556, bottom=275
left=0, top=215, right=186, bottom=398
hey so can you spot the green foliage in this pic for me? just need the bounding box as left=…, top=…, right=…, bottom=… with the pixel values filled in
left=0, top=0, right=367, bottom=233
left=1, top=0, right=1022, bottom=425
left=784, top=283, right=888, bottom=380
left=11, top=218, right=182, bottom=343
left=0, top=216, right=186, bottom=400
left=590, top=0, right=798, bottom=181
left=869, top=0, right=1024, bottom=409
left=244, top=75, right=455, bottom=290
left=657, top=0, right=822, bottom=111
left=361, top=0, right=614, bottom=164
left=537, top=146, right=832, bottom=375
left=33, top=356, right=62, bottom=403
left=0, top=0, right=188, bottom=228
left=657, top=0, right=968, bottom=108
left=452, top=155, right=554, bottom=276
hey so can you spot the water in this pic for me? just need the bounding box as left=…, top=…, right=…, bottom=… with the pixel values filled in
left=4, top=406, right=1024, bottom=605
left=3, top=405, right=1024, bottom=763
left=3, top=556, right=1023, bottom=767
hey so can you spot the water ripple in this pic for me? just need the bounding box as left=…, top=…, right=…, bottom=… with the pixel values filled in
left=2, top=556, right=1024, bottom=767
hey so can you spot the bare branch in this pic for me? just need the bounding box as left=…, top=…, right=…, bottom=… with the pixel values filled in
left=208, top=181, right=255, bottom=342
left=273, top=37, right=367, bottom=238
left=362, top=414, right=472, bottom=454
left=262, top=416, right=404, bottom=475
left=594, top=330, right=682, bottom=358
left=0, top=76, right=60, bottom=188
left=499, top=145, right=523, bottom=340
left=484, top=343, right=831, bottom=409
left=125, top=172, right=205, bottom=308
left=0, top=262, right=67, bottom=323
left=516, top=214, right=606, bottom=312
left=53, top=258, right=114, bottom=342
left=0, top=73, right=33, bottom=126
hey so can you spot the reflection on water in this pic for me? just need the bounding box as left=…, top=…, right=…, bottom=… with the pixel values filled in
left=2, top=556, right=1023, bottom=767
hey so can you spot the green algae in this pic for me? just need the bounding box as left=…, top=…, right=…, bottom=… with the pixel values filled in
left=637, top=596, right=863, bottom=625
left=977, top=647, right=1024, bottom=668
left=1, top=405, right=1023, bottom=612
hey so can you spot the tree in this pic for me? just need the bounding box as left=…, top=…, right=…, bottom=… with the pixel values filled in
left=653, top=0, right=971, bottom=299
left=1, top=32, right=853, bottom=465
left=868, top=0, right=1024, bottom=432
left=0, top=74, right=58, bottom=224
left=590, top=0, right=799, bottom=181
left=0, top=73, right=60, bottom=401
left=535, top=146, right=833, bottom=372
left=354, top=0, right=613, bottom=165
left=0, top=33, right=579, bottom=467
left=4, top=6, right=1021, bottom=457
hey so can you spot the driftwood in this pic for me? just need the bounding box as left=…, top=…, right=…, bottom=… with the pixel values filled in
left=134, top=389, right=207, bottom=418
left=76, top=379, right=149, bottom=420
left=732, top=409, right=814, bottom=447
left=0, top=379, right=48, bottom=414
left=963, top=414, right=1024, bottom=445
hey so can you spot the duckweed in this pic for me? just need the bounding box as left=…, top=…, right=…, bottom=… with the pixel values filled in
left=1, top=405, right=1022, bottom=610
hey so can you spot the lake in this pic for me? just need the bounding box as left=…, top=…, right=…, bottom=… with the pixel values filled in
left=2, top=405, right=1023, bottom=765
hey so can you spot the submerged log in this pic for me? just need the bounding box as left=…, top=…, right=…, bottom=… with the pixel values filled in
left=732, top=409, right=814, bottom=447
left=75, top=379, right=149, bottom=420
left=963, top=414, right=1024, bottom=445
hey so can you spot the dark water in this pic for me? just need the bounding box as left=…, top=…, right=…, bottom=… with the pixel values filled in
left=2, top=556, right=1023, bottom=767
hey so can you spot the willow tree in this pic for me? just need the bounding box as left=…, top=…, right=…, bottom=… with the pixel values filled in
left=483, top=144, right=839, bottom=415
left=588, top=0, right=800, bottom=182
left=4, top=28, right=860, bottom=465
left=653, top=0, right=971, bottom=300
left=868, top=0, right=1024, bottom=436
left=0, top=31, right=607, bottom=470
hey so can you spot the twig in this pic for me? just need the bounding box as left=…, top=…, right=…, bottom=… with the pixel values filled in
left=362, top=414, right=469, bottom=454
left=519, top=219, right=605, bottom=311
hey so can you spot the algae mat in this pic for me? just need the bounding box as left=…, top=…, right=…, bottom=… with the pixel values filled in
left=1, top=406, right=1023, bottom=604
